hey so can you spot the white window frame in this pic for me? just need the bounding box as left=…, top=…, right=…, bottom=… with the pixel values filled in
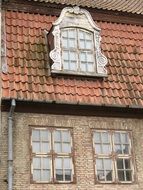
left=92, top=130, right=134, bottom=184
left=31, top=127, right=74, bottom=183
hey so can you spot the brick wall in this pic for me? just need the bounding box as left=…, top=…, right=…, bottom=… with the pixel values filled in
left=1, top=112, right=143, bottom=190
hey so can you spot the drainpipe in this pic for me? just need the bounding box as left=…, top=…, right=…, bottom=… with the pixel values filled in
left=8, top=99, right=16, bottom=190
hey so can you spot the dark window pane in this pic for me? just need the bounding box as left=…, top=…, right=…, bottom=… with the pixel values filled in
left=126, top=170, right=132, bottom=181
left=118, top=170, right=125, bottom=181
left=117, top=159, right=124, bottom=169
left=106, top=170, right=112, bottom=181
left=65, top=169, right=72, bottom=181
left=125, top=159, right=131, bottom=169
left=56, top=169, right=63, bottom=181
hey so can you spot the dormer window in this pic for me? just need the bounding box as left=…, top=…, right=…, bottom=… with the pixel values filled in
left=48, top=6, right=108, bottom=77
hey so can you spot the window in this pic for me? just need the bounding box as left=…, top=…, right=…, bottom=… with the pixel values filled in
left=48, top=6, right=107, bottom=76
left=61, top=28, right=95, bottom=73
left=93, top=130, right=134, bottom=183
left=31, top=127, right=74, bottom=183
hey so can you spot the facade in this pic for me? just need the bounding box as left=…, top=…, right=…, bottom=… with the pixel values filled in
left=0, top=0, right=143, bottom=190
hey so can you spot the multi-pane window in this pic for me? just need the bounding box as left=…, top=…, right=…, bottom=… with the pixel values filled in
left=93, top=130, right=134, bottom=183
left=31, top=128, right=74, bottom=183
left=61, top=28, right=95, bottom=73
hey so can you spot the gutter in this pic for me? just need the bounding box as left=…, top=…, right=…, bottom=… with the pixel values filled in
left=8, top=99, right=16, bottom=190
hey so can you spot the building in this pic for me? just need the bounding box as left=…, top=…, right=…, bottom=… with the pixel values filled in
left=0, top=0, right=143, bottom=189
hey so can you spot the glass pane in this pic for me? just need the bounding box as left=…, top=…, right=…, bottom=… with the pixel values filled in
left=42, top=142, right=49, bottom=153
left=115, top=145, right=122, bottom=154
left=65, top=169, right=72, bottom=181
left=70, top=61, right=77, bottom=71
left=56, top=169, right=63, bottom=181
left=95, top=144, right=102, bottom=154
left=33, top=169, right=41, bottom=181
left=87, top=53, right=93, bottom=62
left=85, top=32, right=92, bottom=40
left=79, top=40, right=85, bottom=49
left=62, top=30, right=68, bottom=38
left=104, top=159, right=112, bottom=170
left=97, top=170, right=105, bottom=181
left=118, top=170, right=125, bottom=181
left=102, top=144, right=110, bottom=154
left=41, top=130, right=49, bottom=141
left=54, top=131, right=61, bottom=142
left=55, top=158, right=62, bottom=169
left=63, top=60, right=69, bottom=70
left=64, top=158, right=71, bottom=168
left=43, top=157, right=50, bottom=169
left=32, top=130, right=40, bottom=141
left=102, top=132, right=109, bottom=143
left=54, top=142, right=62, bottom=153
left=105, top=170, right=112, bottom=181
left=63, top=51, right=68, bottom=61
left=96, top=159, right=103, bottom=170
left=62, top=38, right=68, bottom=48
left=94, top=132, right=101, bottom=143
left=122, top=133, right=129, bottom=144
left=86, top=40, right=92, bottom=49
left=126, top=170, right=132, bottom=181
left=69, top=51, right=76, bottom=61
left=80, top=52, right=86, bottom=61
left=117, top=159, right=124, bottom=169
left=81, top=63, right=86, bottom=72
left=32, top=142, right=40, bottom=153
left=79, top=30, right=84, bottom=39
left=63, top=143, right=71, bottom=153
left=68, top=29, right=75, bottom=38
left=69, top=39, right=76, bottom=48
left=33, top=157, right=41, bottom=169
left=87, top=62, right=94, bottom=72
left=125, top=159, right=131, bottom=169
left=114, top=132, right=121, bottom=144
left=42, top=170, right=50, bottom=181
left=123, top=144, right=129, bottom=154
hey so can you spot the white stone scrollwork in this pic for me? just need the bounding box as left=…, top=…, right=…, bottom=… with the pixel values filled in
left=50, top=26, right=61, bottom=70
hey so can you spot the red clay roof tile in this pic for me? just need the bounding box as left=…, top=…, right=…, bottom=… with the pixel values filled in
left=2, top=11, right=143, bottom=107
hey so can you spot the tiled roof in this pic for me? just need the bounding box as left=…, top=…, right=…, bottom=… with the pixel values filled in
left=30, top=0, right=143, bottom=15
left=2, top=11, right=143, bottom=107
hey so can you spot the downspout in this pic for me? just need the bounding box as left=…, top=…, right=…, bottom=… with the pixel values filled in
left=8, top=99, right=16, bottom=190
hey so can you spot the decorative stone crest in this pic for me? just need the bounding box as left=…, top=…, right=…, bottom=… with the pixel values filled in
left=49, top=6, right=108, bottom=76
